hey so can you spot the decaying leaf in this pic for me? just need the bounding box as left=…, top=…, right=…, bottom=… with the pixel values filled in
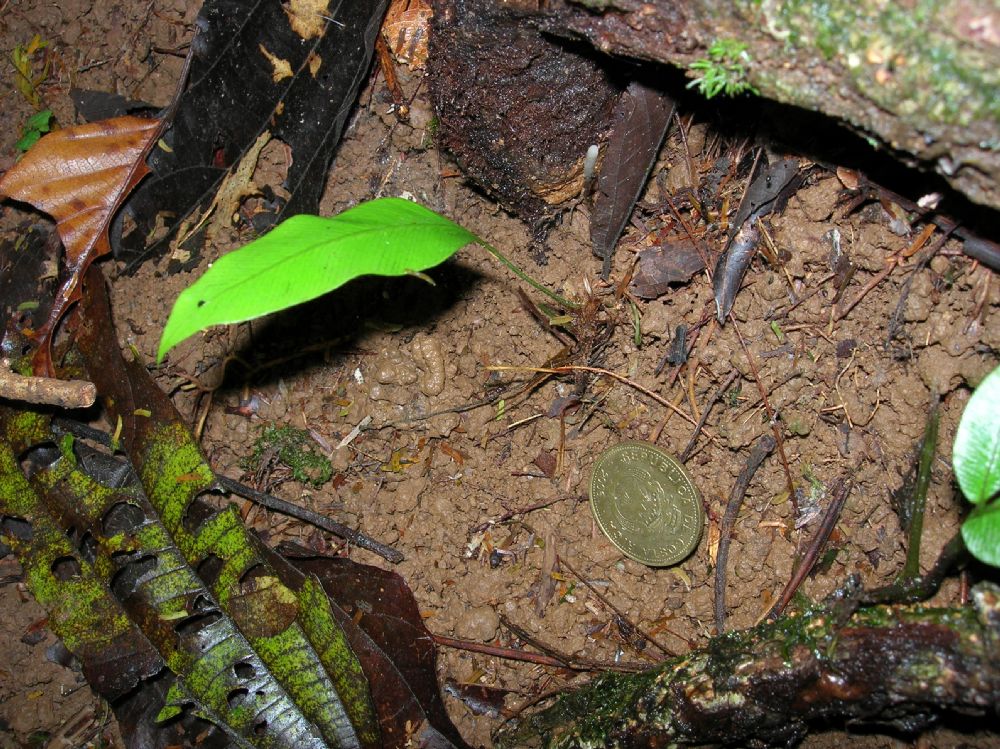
left=712, top=158, right=799, bottom=321
left=629, top=240, right=706, bottom=299
left=117, top=0, right=389, bottom=270
left=0, top=115, right=161, bottom=374
left=591, top=81, right=675, bottom=278
left=382, top=0, right=432, bottom=69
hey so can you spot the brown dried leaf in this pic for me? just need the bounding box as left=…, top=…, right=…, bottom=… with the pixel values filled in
left=591, top=81, right=675, bottom=278
left=382, top=0, right=432, bottom=69
left=629, top=240, right=706, bottom=299
left=0, top=115, right=161, bottom=374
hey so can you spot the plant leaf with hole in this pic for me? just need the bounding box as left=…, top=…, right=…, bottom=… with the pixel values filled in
left=158, top=197, right=479, bottom=362
left=0, top=115, right=161, bottom=375
left=65, top=267, right=466, bottom=747
left=954, top=365, right=1000, bottom=566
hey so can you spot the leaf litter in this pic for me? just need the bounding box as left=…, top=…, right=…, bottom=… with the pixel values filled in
left=1, top=2, right=1000, bottom=748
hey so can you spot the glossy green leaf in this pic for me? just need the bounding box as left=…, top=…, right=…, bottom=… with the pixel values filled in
left=954, top=365, right=1000, bottom=568
left=962, top=501, right=1000, bottom=567
left=953, top=365, right=1000, bottom=506
left=158, top=198, right=480, bottom=362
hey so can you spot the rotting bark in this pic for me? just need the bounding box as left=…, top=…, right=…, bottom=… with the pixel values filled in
left=428, top=0, right=621, bottom=235
left=494, top=583, right=1000, bottom=748
left=518, top=0, right=1000, bottom=213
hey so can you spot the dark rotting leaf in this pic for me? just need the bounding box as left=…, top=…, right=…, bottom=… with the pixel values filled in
left=102, top=501, right=146, bottom=536
left=116, top=0, right=391, bottom=271
left=110, top=554, right=158, bottom=599
left=713, top=158, right=799, bottom=322
left=591, top=80, right=675, bottom=279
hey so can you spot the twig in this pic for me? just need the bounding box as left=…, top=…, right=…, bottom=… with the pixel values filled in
left=834, top=223, right=939, bottom=321
left=714, top=434, right=776, bottom=632
left=887, top=232, right=950, bottom=343
left=730, top=316, right=796, bottom=503
left=500, top=615, right=648, bottom=672
left=847, top=173, right=1000, bottom=270
left=478, top=239, right=579, bottom=310
left=0, top=366, right=96, bottom=409
left=470, top=494, right=583, bottom=534
left=215, top=474, right=404, bottom=564
left=559, top=556, right=675, bottom=657
left=548, top=365, right=701, bottom=429
left=680, top=370, right=739, bottom=462
left=900, top=398, right=939, bottom=582
left=431, top=632, right=645, bottom=673
left=767, top=478, right=852, bottom=621
left=859, top=531, right=965, bottom=605
left=432, top=634, right=571, bottom=669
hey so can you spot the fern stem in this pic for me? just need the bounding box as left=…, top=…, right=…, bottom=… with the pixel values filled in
left=477, top=240, right=579, bottom=310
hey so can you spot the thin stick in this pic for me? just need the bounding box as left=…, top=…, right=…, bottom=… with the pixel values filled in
left=859, top=531, right=965, bottom=605
left=479, top=240, right=579, bottom=310
left=553, top=365, right=701, bottom=430
left=730, top=315, right=796, bottom=504
left=680, top=370, right=739, bottom=462
left=900, top=399, right=939, bottom=581
left=560, top=555, right=676, bottom=657
left=430, top=633, right=645, bottom=673
left=470, top=494, right=583, bottom=534
left=0, top=366, right=96, bottom=409
left=767, top=478, right=852, bottom=620
left=500, top=615, right=649, bottom=672
left=714, top=434, right=776, bottom=633
left=834, top=223, right=937, bottom=321
left=212, top=474, right=404, bottom=563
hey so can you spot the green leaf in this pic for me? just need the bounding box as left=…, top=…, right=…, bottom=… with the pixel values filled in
left=953, top=365, right=1000, bottom=506
left=962, top=501, right=1000, bottom=567
left=158, top=197, right=480, bottom=362
left=15, top=109, right=53, bottom=152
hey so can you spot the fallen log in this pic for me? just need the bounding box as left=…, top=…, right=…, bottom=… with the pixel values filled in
left=495, top=582, right=1000, bottom=748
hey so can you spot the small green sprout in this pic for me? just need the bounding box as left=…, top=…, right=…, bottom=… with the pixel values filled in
left=15, top=109, right=53, bottom=153
left=687, top=39, right=760, bottom=99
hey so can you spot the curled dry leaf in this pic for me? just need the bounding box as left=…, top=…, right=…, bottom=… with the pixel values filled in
left=0, top=115, right=161, bottom=375
left=629, top=240, right=706, bottom=300
left=382, top=0, right=432, bottom=69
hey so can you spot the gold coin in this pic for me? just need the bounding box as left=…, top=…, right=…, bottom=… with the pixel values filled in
left=589, top=441, right=704, bottom=566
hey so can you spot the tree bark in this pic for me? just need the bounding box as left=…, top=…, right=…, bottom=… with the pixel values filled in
left=495, top=583, right=1000, bottom=748
left=521, top=0, right=1000, bottom=212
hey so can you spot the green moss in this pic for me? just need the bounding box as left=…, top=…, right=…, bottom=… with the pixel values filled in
left=758, top=0, right=999, bottom=127
left=243, top=424, right=332, bottom=487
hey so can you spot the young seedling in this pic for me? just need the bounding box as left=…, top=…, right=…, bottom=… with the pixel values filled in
left=953, top=364, right=1000, bottom=567
left=158, top=197, right=576, bottom=362
left=10, top=35, right=50, bottom=108
left=15, top=109, right=53, bottom=153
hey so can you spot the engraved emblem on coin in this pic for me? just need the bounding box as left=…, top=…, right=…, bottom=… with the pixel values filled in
left=589, top=442, right=705, bottom=566
left=612, top=464, right=665, bottom=534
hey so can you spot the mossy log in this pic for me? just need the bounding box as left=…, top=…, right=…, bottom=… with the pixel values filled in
left=495, top=584, right=1000, bottom=748
left=518, top=0, right=1000, bottom=212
